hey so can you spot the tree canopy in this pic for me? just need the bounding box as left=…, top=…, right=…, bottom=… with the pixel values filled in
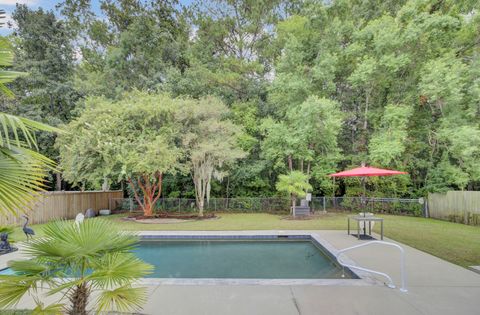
left=1, top=0, right=478, bottom=199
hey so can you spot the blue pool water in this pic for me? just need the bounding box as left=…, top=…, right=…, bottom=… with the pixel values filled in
left=135, top=239, right=351, bottom=279
left=0, top=267, right=15, bottom=275
left=0, top=239, right=355, bottom=279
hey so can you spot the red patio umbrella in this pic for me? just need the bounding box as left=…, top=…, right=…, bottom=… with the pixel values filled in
left=328, top=165, right=408, bottom=213
left=329, top=166, right=407, bottom=178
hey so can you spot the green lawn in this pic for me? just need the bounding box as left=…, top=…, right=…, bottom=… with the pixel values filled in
left=11, top=212, right=480, bottom=268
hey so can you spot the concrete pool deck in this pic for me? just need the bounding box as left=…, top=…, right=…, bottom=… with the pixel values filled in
left=1, top=230, right=479, bottom=314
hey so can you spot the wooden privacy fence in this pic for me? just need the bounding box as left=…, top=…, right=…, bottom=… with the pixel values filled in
left=0, top=190, right=123, bottom=226
left=427, top=191, right=480, bottom=225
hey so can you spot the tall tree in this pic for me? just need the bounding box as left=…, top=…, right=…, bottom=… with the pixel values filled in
left=5, top=4, right=81, bottom=190
left=262, top=96, right=344, bottom=193
left=59, top=0, right=188, bottom=98
left=0, top=24, right=59, bottom=216
left=270, top=0, right=480, bottom=196
left=57, top=92, right=180, bottom=216
left=176, top=96, right=246, bottom=216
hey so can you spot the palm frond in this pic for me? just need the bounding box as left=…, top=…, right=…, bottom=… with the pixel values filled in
left=31, top=299, right=64, bottom=315
left=0, top=37, right=14, bottom=67
left=0, top=33, right=62, bottom=216
left=0, top=147, right=55, bottom=215
left=94, top=285, right=148, bottom=313
left=0, top=113, right=62, bottom=150
left=0, top=37, right=26, bottom=98
left=88, top=253, right=153, bottom=289
left=0, top=275, right=43, bottom=309
left=23, top=219, right=139, bottom=261
left=0, top=219, right=151, bottom=314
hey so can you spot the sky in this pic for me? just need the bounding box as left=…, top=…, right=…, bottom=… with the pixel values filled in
left=0, top=0, right=192, bottom=35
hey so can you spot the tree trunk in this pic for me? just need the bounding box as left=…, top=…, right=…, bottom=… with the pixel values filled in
left=206, top=173, right=211, bottom=208
left=55, top=172, right=62, bottom=191
left=101, top=177, right=109, bottom=191
left=291, top=196, right=296, bottom=216
left=363, top=91, right=369, bottom=130
left=288, top=155, right=293, bottom=171
left=198, top=199, right=204, bottom=217
left=127, top=172, right=163, bottom=217
left=362, top=90, right=370, bottom=152
left=68, top=283, right=89, bottom=315
left=193, top=169, right=205, bottom=217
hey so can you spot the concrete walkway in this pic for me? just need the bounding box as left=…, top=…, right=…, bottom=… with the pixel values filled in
left=2, top=230, right=479, bottom=315
left=138, top=230, right=480, bottom=315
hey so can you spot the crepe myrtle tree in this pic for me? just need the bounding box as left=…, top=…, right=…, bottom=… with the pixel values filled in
left=176, top=96, right=246, bottom=216
left=276, top=171, right=312, bottom=215
left=121, top=134, right=180, bottom=216
left=57, top=92, right=180, bottom=216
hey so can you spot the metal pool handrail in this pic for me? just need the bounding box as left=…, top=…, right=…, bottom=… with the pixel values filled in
left=336, top=240, right=408, bottom=292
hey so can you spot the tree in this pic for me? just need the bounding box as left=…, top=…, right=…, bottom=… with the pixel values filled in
left=369, top=104, right=413, bottom=166
left=9, top=0, right=480, bottom=198
left=268, top=0, right=480, bottom=196
left=0, top=219, right=152, bottom=314
left=176, top=96, right=246, bottom=216
left=261, top=96, right=343, bottom=194
left=59, top=0, right=188, bottom=98
left=275, top=171, right=312, bottom=215
left=57, top=92, right=180, bottom=216
left=6, top=4, right=81, bottom=190
left=0, top=29, right=59, bottom=216
left=167, top=0, right=295, bottom=102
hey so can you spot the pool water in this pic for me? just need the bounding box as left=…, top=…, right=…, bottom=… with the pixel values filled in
left=135, top=240, right=351, bottom=279
left=0, top=267, right=15, bottom=275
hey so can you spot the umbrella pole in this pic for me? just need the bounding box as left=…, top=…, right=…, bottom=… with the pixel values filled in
left=362, top=177, right=366, bottom=216
left=332, top=177, right=336, bottom=208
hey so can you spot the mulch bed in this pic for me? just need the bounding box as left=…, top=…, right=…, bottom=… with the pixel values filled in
left=127, top=212, right=216, bottom=220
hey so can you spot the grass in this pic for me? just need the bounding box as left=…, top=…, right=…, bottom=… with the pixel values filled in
left=10, top=212, right=480, bottom=268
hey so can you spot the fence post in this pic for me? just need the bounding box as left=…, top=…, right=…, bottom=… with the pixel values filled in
left=214, top=198, right=217, bottom=211
left=178, top=198, right=181, bottom=212
left=323, top=196, right=326, bottom=213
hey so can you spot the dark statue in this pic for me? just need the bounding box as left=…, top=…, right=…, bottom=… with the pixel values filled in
left=0, top=232, right=16, bottom=254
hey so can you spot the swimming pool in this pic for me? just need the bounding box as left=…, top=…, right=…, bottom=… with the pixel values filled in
left=136, top=239, right=353, bottom=279
left=0, top=267, right=14, bottom=275
left=1, top=234, right=361, bottom=282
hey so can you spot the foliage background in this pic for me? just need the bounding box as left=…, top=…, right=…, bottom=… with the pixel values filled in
left=1, top=0, right=479, bottom=198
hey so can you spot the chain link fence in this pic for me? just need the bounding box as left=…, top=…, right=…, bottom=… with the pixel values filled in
left=111, top=197, right=292, bottom=214
left=311, top=197, right=424, bottom=216
left=111, top=196, right=424, bottom=216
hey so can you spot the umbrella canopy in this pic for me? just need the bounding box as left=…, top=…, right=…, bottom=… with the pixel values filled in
left=329, top=166, right=407, bottom=178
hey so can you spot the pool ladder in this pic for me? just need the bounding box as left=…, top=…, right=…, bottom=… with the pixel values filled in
left=336, top=241, right=408, bottom=292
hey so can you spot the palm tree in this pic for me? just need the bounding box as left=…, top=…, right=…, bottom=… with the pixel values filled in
left=276, top=171, right=313, bottom=215
left=0, top=219, right=153, bottom=314
left=0, top=25, right=60, bottom=216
